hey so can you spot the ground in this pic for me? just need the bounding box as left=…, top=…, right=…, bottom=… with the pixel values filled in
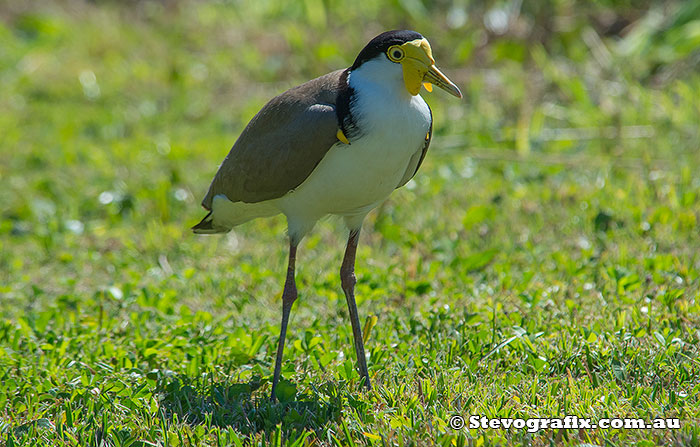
left=1, top=1, right=700, bottom=446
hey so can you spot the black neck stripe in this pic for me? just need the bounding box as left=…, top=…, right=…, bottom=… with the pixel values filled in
left=336, top=68, right=359, bottom=140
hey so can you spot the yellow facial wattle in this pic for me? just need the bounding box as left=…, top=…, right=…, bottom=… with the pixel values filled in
left=388, top=38, right=462, bottom=98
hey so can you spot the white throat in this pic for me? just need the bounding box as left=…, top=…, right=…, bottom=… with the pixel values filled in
left=348, top=57, right=410, bottom=99
left=346, top=56, right=429, bottom=139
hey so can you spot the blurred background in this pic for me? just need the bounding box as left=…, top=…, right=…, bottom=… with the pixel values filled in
left=2, top=0, right=700, bottom=314
left=3, top=0, right=700, bottom=326
left=2, top=0, right=699, bottom=234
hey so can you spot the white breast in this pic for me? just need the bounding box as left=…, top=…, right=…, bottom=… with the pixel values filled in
left=274, top=58, right=431, bottom=240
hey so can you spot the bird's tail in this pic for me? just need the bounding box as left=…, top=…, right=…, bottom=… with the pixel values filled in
left=192, top=211, right=229, bottom=234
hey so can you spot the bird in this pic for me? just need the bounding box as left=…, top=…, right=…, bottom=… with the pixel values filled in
left=193, top=30, right=462, bottom=400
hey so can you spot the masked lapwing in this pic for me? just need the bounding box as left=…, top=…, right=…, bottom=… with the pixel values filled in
left=193, top=30, right=462, bottom=400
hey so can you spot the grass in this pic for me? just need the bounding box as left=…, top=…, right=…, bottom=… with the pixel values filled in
left=1, top=0, right=700, bottom=445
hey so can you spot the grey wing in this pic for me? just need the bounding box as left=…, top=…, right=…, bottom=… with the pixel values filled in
left=396, top=107, right=433, bottom=189
left=202, top=72, right=343, bottom=208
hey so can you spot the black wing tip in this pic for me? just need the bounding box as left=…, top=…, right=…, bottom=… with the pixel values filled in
left=191, top=211, right=212, bottom=231
left=192, top=211, right=229, bottom=234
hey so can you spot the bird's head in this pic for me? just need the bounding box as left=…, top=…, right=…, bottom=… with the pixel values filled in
left=351, top=30, right=462, bottom=99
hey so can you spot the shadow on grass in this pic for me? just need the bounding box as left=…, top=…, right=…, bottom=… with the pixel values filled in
left=155, top=374, right=343, bottom=437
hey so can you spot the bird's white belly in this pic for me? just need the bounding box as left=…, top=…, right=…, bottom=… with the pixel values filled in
left=281, top=137, right=414, bottom=215
left=274, top=94, right=429, bottom=237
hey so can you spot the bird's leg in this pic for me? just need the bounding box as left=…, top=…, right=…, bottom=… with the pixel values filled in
left=340, top=229, right=371, bottom=390
left=271, top=241, right=298, bottom=401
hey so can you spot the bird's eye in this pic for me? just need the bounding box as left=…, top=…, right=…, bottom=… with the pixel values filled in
left=387, top=46, right=405, bottom=62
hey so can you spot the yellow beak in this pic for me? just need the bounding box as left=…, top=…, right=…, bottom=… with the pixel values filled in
left=398, top=38, right=462, bottom=98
